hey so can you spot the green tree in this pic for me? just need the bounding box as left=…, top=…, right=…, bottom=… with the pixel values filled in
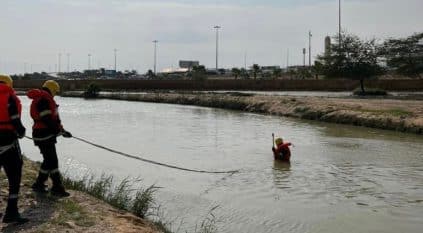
left=232, top=67, right=241, bottom=79
left=297, top=67, right=312, bottom=79
left=272, top=68, right=282, bottom=80
left=379, top=32, right=423, bottom=78
left=84, top=82, right=101, bottom=98
left=316, top=32, right=384, bottom=92
left=252, top=64, right=260, bottom=80
left=240, top=68, right=249, bottom=79
left=191, top=65, right=207, bottom=81
left=146, top=70, right=155, bottom=79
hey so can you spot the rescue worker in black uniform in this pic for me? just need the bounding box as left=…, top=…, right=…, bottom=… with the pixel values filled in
left=0, top=74, right=29, bottom=223
left=27, top=80, right=72, bottom=197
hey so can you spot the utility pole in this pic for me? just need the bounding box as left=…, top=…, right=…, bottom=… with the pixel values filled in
left=114, top=49, right=117, bottom=71
left=88, top=54, right=91, bottom=70
left=309, top=30, right=312, bottom=66
left=214, top=25, right=221, bottom=72
left=67, top=53, right=70, bottom=72
left=302, top=48, right=306, bottom=67
left=244, top=51, right=247, bottom=70
left=153, top=40, right=158, bottom=74
left=286, top=49, right=289, bottom=69
left=339, top=0, right=342, bottom=46
left=58, top=53, right=62, bottom=73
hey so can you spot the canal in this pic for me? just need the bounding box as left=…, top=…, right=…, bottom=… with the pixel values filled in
left=19, top=97, right=423, bottom=233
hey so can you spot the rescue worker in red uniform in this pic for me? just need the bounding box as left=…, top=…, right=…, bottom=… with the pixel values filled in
left=272, top=138, right=292, bottom=162
left=0, top=75, right=29, bottom=223
left=27, top=80, right=72, bottom=197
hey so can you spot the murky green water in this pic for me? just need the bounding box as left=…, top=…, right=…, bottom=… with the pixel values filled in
left=19, top=97, right=423, bottom=233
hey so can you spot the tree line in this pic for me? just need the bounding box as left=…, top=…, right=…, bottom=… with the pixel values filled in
left=315, top=31, right=423, bottom=92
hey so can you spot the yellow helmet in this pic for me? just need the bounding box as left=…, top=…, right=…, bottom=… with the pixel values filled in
left=275, top=138, right=283, bottom=145
left=0, top=74, right=13, bottom=87
left=43, top=80, right=60, bottom=96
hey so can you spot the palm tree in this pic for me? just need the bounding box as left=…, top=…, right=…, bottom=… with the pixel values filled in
left=231, top=67, right=241, bottom=79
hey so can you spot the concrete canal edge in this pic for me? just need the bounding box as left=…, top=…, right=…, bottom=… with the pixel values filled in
left=63, top=91, right=423, bottom=135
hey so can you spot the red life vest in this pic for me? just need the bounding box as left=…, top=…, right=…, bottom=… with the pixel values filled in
left=0, top=84, right=22, bottom=131
left=27, top=89, right=61, bottom=130
left=274, top=143, right=291, bottom=162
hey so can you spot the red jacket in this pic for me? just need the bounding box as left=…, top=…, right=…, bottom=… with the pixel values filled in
left=0, top=84, right=22, bottom=131
left=27, top=89, right=62, bottom=131
left=273, top=142, right=292, bottom=162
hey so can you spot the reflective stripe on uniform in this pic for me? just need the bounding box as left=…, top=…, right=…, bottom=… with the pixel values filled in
left=0, top=142, right=15, bottom=155
left=50, top=168, right=60, bottom=174
left=10, top=114, right=20, bottom=120
left=8, top=194, right=19, bottom=199
left=32, top=134, right=55, bottom=141
left=39, top=110, right=52, bottom=117
left=39, top=169, right=50, bottom=174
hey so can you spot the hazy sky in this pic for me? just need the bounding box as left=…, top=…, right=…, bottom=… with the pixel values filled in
left=0, top=0, right=422, bottom=74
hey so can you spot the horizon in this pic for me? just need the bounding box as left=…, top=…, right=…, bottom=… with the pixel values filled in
left=0, top=0, right=422, bottom=75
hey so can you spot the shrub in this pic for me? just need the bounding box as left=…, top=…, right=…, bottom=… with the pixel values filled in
left=84, top=82, right=101, bottom=98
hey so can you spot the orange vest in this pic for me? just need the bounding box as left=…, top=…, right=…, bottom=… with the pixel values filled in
left=27, top=89, right=60, bottom=130
left=0, top=84, right=22, bottom=131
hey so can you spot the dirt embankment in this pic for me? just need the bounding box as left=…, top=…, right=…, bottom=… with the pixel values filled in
left=64, top=92, right=423, bottom=134
left=0, top=158, right=160, bottom=233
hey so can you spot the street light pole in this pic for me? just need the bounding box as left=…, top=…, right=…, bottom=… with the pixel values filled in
left=88, top=54, right=91, bottom=70
left=114, top=49, right=117, bottom=71
left=309, top=31, right=312, bottom=67
left=244, top=51, right=247, bottom=70
left=58, top=53, right=62, bottom=73
left=214, top=25, right=221, bottom=72
left=339, top=0, right=342, bottom=46
left=153, top=40, right=158, bottom=74
left=67, top=53, right=70, bottom=72
left=286, top=49, right=289, bottom=69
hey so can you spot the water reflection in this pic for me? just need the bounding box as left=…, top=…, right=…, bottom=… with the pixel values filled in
left=272, top=161, right=291, bottom=190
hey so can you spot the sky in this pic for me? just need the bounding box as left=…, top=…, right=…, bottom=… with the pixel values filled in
left=0, top=0, right=422, bottom=74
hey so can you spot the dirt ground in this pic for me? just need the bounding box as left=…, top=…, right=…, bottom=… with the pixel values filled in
left=0, top=158, right=160, bottom=233
left=85, top=91, right=422, bottom=134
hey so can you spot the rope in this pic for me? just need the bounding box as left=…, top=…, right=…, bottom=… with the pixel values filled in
left=24, top=135, right=238, bottom=174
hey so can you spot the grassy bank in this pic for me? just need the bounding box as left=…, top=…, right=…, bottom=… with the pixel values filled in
left=63, top=91, right=423, bottom=135
left=0, top=157, right=161, bottom=233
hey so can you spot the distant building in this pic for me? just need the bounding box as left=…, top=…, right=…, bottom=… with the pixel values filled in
left=260, top=66, right=281, bottom=73
left=104, top=70, right=117, bottom=76
left=161, top=67, right=189, bottom=74
left=286, top=65, right=304, bottom=72
left=179, top=60, right=200, bottom=70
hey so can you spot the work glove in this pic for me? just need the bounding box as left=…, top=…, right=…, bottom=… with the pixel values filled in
left=16, top=126, right=26, bottom=139
left=62, top=130, right=73, bottom=138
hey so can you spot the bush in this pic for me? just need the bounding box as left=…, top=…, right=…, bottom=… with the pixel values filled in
left=84, top=83, right=101, bottom=98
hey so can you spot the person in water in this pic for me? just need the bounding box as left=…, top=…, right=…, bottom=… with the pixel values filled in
left=272, top=138, right=292, bottom=162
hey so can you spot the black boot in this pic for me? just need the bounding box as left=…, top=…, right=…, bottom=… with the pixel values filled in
left=50, top=185, right=70, bottom=198
left=32, top=172, right=49, bottom=193
left=3, top=211, right=29, bottom=224
left=50, top=172, right=70, bottom=198
left=3, top=199, right=29, bottom=224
